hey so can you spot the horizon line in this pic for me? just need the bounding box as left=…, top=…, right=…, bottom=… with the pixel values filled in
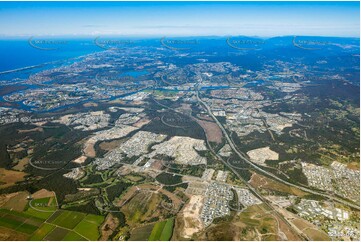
left=0, top=34, right=360, bottom=39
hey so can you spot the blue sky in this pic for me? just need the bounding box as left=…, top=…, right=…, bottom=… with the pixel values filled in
left=0, top=1, right=359, bottom=37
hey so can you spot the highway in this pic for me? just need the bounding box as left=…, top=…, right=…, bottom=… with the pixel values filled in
left=195, top=88, right=360, bottom=210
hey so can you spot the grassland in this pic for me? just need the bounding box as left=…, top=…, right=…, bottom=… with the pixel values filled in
left=121, top=190, right=164, bottom=225
left=62, top=231, right=87, bottom=241
left=0, top=208, right=43, bottom=235
left=44, top=227, right=69, bottom=240
left=51, top=210, right=87, bottom=229
left=249, top=173, right=308, bottom=197
left=129, top=224, right=155, bottom=241
left=73, top=214, right=104, bottom=240
left=30, top=223, right=56, bottom=241
left=0, top=206, right=104, bottom=241
left=0, top=168, right=27, bottom=189
left=25, top=197, right=57, bottom=220
left=148, top=218, right=175, bottom=241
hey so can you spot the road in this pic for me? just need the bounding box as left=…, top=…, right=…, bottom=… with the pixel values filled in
left=195, top=88, right=360, bottom=210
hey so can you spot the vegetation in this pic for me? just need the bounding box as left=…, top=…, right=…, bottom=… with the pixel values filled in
left=106, top=182, right=132, bottom=201
left=73, top=214, right=104, bottom=240
left=156, top=173, right=182, bottom=185
left=30, top=223, right=56, bottom=241
left=50, top=211, right=85, bottom=229
left=148, top=218, right=175, bottom=241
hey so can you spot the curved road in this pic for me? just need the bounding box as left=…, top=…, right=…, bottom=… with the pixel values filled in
left=196, top=89, right=360, bottom=210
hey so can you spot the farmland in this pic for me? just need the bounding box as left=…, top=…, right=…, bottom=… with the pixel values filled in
left=25, top=196, right=58, bottom=220
left=0, top=209, right=43, bottom=235
left=0, top=198, right=104, bottom=241
left=129, top=224, right=155, bottom=241
left=50, top=210, right=87, bottom=229
left=148, top=218, right=175, bottom=241
left=30, top=223, right=56, bottom=241
left=73, top=214, right=105, bottom=240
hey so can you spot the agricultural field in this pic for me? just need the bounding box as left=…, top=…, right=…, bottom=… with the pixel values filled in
left=50, top=210, right=87, bottom=229
left=73, top=214, right=105, bottom=240
left=129, top=224, right=155, bottom=241
left=0, top=7, right=359, bottom=241
left=62, top=231, right=88, bottom=241
left=30, top=223, right=56, bottom=241
left=0, top=200, right=104, bottom=241
left=25, top=196, right=58, bottom=220
left=43, top=227, right=70, bottom=241
left=148, top=218, right=175, bottom=241
left=0, top=209, right=41, bottom=235
left=0, top=191, right=29, bottom=211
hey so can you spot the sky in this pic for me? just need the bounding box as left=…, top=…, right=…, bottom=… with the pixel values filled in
left=0, top=1, right=359, bottom=37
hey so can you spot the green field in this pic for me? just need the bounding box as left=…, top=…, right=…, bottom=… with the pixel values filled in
left=63, top=231, right=87, bottom=241
left=73, top=214, right=104, bottom=240
left=30, top=223, right=56, bottom=241
left=47, top=210, right=62, bottom=223
left=0, top=208, right=44, bottom=222
left=0, top=205, right=105, bottom=241
left=0, top=215, right=23, bottom=229
left=17, top=223, right=39, bottom=234
left=52, top=210, right=86, bottom=229
left=44, top=227, right=69, bottom=241
left=0, top=209, right=44, bottom=235
left=24, top=197, right=57, bottom=220
left=82, top=214, right=104, bottom=225
left=159, top=218, right=174, bottom=241
left=148, top=218, right=175, bottom=241
left=129, top=224, right=155, bottom=241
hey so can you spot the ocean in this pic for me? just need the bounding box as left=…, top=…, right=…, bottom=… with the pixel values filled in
left=0, top=38, right=102, bottom=73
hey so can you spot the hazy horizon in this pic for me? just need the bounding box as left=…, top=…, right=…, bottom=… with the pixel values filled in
left=0, top=34, right=360, bottom=39
left=0, top=1, right=359, bottom=37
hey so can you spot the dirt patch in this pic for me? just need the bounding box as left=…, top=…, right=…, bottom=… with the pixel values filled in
left=347, top=161, right=360, bottom=170
left=84, top=139, right=97, bottom=158
left=292, top=218, right=330, bottom=240
left=247, top=147, right=279, bottom=165
left=72, top=155, right=87, bottom=164
left=32, top=189, right=55, bottom=199
left=194, top=118, right=222, bottom=144
left=0, top=191, right=30, bottom=211
left=249, top=173, right=308, bottom=197
left=99, top=139, right=123, bottom=151
left=17, top=127, right=44, bottom=133
left=133, top=118, right=151, bottom=128
left=0, top=192, right=18, bottom=207
left=100, top=213, right=119, bottom=240
left=274, top=213, right=301, bottom=240
left=179, top=195, right=204, bottom=238
left=0, top=168, right=27, bottom=189
left=303, top=228, right=330, bottom=241
left=13, top=157, right=30, bottom=171
left=83, top=102, right=98, bottom=107
left=200, top=222, right=240, bottom=241
left=0, top=227, right=29, bottom=240
left=150, top=159, right=164, bottom=170
left=108, top=99, right=127, bottom=105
